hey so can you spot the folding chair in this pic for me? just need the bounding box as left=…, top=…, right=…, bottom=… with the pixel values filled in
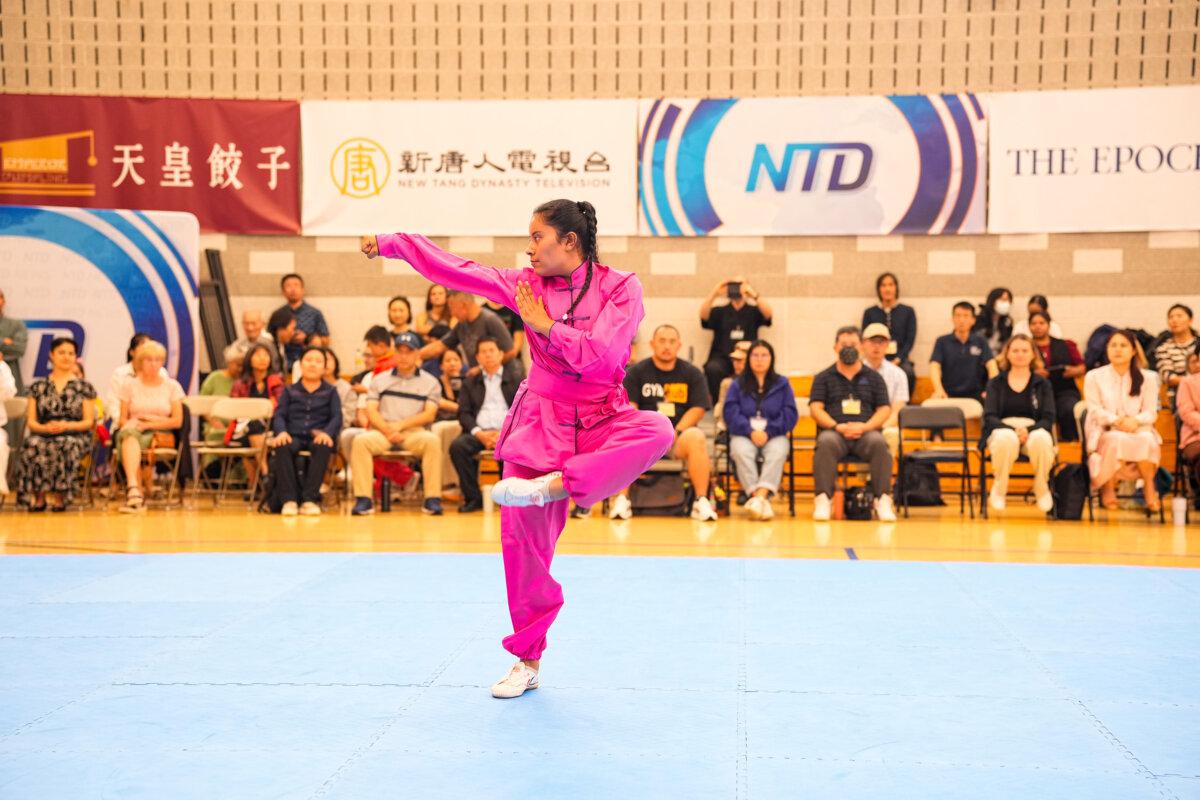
left=108, top=424, right=185, bottom=510
left=897, top=404, right=974, bottom=518
left=189, top=396, right=273, bottom=506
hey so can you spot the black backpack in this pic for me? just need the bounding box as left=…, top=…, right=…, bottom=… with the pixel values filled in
left=628, top=472, right=693, bottom=516
left=1051, top=463, right=1089, bottom=520
left=843, top=487, right=875, bottom=520
left=898, top=462, right=945, bottom=507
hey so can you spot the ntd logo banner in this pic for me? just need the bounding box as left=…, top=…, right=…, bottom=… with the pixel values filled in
left=637, top=95, right=986, bottom=236
left=0, top=205, right=199, bottom=392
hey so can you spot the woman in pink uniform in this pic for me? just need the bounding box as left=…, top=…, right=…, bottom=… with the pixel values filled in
left=361, top=199, right=675, bottom=699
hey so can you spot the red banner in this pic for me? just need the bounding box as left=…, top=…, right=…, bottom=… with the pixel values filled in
left=0, top=94, right=300, bottom=234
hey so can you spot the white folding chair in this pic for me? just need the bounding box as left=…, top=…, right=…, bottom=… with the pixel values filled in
left=190, top=397, right=274, bottom=506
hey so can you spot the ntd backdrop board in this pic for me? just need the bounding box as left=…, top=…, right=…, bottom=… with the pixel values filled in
left=0, top=205, right=199, bottom=393
left=302, top=100, right=638, bottom=236
left=987, top=86, right=1200, bottom=233
left=638, top=95, right=986, bottom=236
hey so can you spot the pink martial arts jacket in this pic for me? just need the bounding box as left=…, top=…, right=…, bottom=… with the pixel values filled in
left=376, top=233, right=643, bottom=472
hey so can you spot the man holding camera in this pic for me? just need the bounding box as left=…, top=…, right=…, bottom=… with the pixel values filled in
left=700, top=275, right=773, bottom=401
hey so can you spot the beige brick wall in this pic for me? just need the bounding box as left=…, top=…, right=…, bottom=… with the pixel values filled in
left=4, top=1, right=1198, bottom=372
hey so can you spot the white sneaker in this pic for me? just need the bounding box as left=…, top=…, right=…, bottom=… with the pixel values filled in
left=281, top=501, right=298, bottom=516
left=608, top=493, right=633, bottom=520
left=812, top=493, right=832, bottom=521
left=691, top=495, right=718, bottom=521
left=758, top=496, right=775, bottom=521
left=875, top=493, right=897, bottom=522
left=989, top=488, right=1007, bottom=512
left=1036, top=490, right=1054, bottom=513
left=490, top=471, right=562, bottom=508
left=743, top=496, right=762, bottom=519
left=491, top=662, right=539, bottom=699
left=300, top=501, right=322, bottom=516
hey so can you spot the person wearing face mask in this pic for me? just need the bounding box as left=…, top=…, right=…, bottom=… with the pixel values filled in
left=362, top=199, right=676, bottom=701
left=808, top=326, right=895, bottom=522
left=973, top=287, right=1015, bottom=357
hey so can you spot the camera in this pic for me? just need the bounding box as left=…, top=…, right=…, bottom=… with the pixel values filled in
left=726, top=282, right=742, bottom=300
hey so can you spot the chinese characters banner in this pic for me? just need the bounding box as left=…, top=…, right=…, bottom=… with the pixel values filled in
left=0, top=94, right=300, bottom=234
left=301, top=99, right=638, bottom=236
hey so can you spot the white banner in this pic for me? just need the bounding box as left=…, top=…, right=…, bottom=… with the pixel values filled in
left=302, top=100, right=639, bottom=236
left=0, top=205, right=199, bottom=393
left=987, top=86, right=1200, bottom=233
left=638, top=95, right=987, bottom=236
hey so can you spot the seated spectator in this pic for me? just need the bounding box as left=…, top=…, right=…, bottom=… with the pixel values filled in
left=982, top=335, right=1057, bottom=513
left=1154, top=304, right=1198, bottom=402
left=323, top=348, right=358, bottom=432
left=450, top=337, right=522, bottom=512
left=861, top=322, right=909, bottom=453
left=339, top=328, right=396, bottom=466
left=387, top=295, right=413, bottom=339
left=16, top=337, right=96, bottom=511
left=269, top=346, right=342, bottom=516
left=615, top=324, right=718, bottom=521
left=274, top=273, right=331, bottom=369
left=485, top=299, right=527, bottom=377
left=861, top=271, right=917, bottom=393
left=419, top=291, right=514, bottom=374
left=1011, top=294, right=1064, bottom=339
left=0, top=286, right=28, bottom=394
left=230, top=343, right=285, bottom=479
left=713, top=342, right=750, bottom=427
left=930, top=302, right=999, bottom=402
left=414, top=283, right=455, bottom=337
left=723, top=340, right=799, bottom=521
left=199, top=346, right=244, bottom=471
left=105, top=332, right=168, bottom=424
left=1175, top=341, right=1200, bottom=507
left=232, top=309, right=280, bottom=372
left=973, top=287, right=1014, bottom=356
left=350, top=331, right=444, bottom=516
left=0, top=358, right=17, bottom=496
left=432, top=348, right=466, bottom=493
left=115, top=341, right=184, bottom=512
left=420, top=322, right=453, bottom=377
left=700, top=275, right=773, bottom=403
left=1029, top=311, right=1084, bottom=441
left=1084, top=329, right=1162, bottom=511
left=809, top=326, right=895, bottom=522
left=266, top=306, right=296, bottom=373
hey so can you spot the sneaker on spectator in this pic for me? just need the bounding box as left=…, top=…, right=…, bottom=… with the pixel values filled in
left=423, top=497, right=444, bottom=515
left=989, top=488, right=1006, bottom=512
left=569, top=503, right=591, bottom=519
left=300, top=501, right=321, bottom=516
left=757, top=496, right=775, bottom=521
left=351, top=497, right=374, bottom=516
left=1036, top=490, right=1054, bottom=513
left=491, top=661, right=539, bottom=699
left=875, top=493, right=897, bottom=522
left=812, top=493, right=832, bottom=521
left=691, top=495, right=718, bottom=521
left=608, top=493, right=633, bottom=520
left=281, top=501, right=298, bottom=516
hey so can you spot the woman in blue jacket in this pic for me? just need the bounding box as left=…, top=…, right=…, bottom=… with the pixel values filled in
left=723, top=340, right=799, bottom=520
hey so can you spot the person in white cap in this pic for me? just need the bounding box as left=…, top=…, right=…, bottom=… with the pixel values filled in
left=861, top=322, right=909, bottom=454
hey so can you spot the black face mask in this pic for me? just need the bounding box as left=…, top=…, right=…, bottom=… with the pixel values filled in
left=838, top=347, right=860, bottom=366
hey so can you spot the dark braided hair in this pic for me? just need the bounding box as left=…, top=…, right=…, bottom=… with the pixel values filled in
left=534, top=198, right=599, bottom=322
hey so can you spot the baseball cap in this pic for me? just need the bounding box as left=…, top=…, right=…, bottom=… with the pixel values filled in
left=394, top=331, right=423, bottom=350
left=862, top=322, right=891, bottom=340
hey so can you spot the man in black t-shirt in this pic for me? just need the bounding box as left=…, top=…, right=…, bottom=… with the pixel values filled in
left=700, top=275, right=773, bottom=401
left=809, top=326, right=895, bottom=522
left=613, top=325, right=718, bottom=521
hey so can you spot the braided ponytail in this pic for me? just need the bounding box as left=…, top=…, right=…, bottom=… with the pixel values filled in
left=576, top=200, right=599, bottom=263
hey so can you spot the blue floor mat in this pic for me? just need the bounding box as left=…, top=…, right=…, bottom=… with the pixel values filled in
left=0, top=552, right=1196, bottom=799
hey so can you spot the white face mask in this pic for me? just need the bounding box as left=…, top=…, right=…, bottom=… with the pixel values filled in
left=994, top=300, right=1012, bottom=316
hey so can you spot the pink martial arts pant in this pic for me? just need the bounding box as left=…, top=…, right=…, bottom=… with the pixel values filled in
left=499, top=405, right=674, bottom=661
